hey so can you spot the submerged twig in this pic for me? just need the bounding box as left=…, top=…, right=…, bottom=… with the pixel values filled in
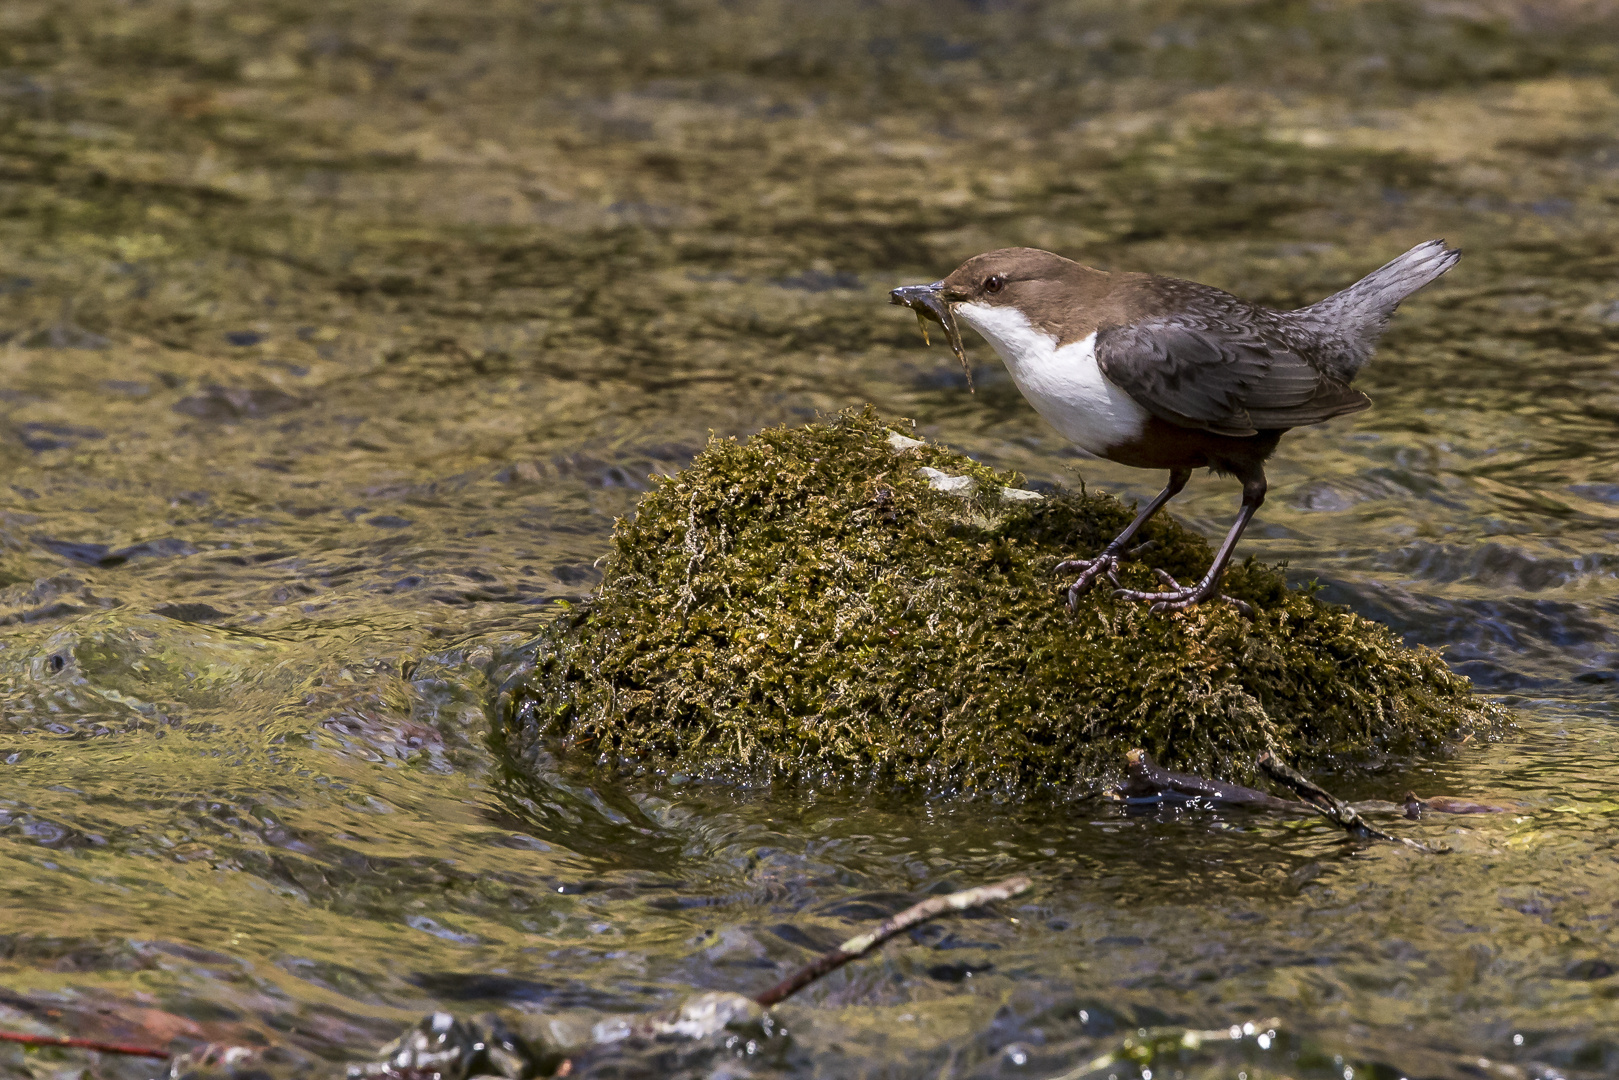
left=1402, top=791, right=1510, bottom=819
left=1119, top=749, right=1507, bottom=832
left=1119, top=749, right=1308, bottom=812
left=0, top=1031, right=170, bottom=1059
left=752, top=875, right=1032, bottom=1007
left=1257, top=752, right=1440, bottom=852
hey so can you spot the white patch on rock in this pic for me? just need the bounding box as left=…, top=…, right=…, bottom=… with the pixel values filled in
left=887, top=429, right=926, bottom=452
left=916, top=466, right=976, bottom=496
left=916, top=466, right=1043, bottom=504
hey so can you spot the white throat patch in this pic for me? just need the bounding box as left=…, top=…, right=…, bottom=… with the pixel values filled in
left=954, top=302, right=1150, bottom=456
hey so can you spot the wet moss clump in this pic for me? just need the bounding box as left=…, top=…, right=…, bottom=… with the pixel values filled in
left=501, top=409, right=1500, bottom=797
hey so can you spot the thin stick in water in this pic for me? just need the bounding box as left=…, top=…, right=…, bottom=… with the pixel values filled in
left=1257, top=752, right=1440, bottom=852
left=0, top=1031, right=171, bottom=1059
left=1119, top=749, right=1309, bottom=811
left=753, top=875, right=1032, bottom=1008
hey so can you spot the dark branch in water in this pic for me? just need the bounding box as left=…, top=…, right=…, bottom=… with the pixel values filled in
left=1119, top=749, right=1509, bottom=833
left=1402, top=791, right=1510, bottom=818
left=1118, top=749, right=1309, bottom=811
left=1257, top=752, right=1442, bottom=852
left=752, top=875, right=1032, bottom=1007
left=0, top=1031, right=170, bottom=1059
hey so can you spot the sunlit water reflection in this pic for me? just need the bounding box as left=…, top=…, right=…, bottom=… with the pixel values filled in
left=2, top=1, right=1618, bottom=1077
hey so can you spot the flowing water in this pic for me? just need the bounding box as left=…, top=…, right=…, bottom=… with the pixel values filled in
left=2, top=2, right=1618, bottom=1077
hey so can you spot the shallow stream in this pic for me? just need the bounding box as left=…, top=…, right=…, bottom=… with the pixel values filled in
left=2, top=2, right=1618, bottom=1077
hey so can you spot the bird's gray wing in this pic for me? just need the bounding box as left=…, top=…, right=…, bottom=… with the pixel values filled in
left=1096, top=318, right=1371, bottom=437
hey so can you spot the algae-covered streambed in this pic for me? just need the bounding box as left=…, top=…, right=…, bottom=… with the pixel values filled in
left=2, top=2, right=1619, bottom=1078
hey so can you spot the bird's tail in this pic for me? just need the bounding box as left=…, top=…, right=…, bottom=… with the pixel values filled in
left=1293, top=239, right=1460, bottom=377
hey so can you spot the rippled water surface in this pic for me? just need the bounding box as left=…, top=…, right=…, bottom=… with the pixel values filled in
left=2, top=2, right=1618, bottom=1077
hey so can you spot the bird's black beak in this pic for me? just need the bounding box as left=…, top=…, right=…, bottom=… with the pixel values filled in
left=888, top=281, right=948, bottom=312
left=888, top=281, right=973, bottom=391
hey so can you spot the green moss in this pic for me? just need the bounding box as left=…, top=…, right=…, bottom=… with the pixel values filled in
left=500, top=408, right=1503, bottom=798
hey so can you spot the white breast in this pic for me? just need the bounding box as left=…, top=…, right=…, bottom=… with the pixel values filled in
left=955, top=302, right=1150, bottom=456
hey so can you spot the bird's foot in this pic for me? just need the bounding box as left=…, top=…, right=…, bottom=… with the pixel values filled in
left=1054, top=553, right=1120, bottom=612
left=1113, top=568, right=1254, bottom=618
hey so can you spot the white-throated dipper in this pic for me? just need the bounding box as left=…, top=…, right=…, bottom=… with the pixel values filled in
left=890, top=240, right=1459, bottom=614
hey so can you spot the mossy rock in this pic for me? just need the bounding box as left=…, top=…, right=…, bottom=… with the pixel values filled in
left=499, top=408, right=1502, bottom=798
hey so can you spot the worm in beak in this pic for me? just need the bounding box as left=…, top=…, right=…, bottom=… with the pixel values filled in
left=888, top=282, right=972, bottom=392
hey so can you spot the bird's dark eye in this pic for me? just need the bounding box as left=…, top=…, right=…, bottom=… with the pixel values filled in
left=984, top=275, right=1005, bottom=295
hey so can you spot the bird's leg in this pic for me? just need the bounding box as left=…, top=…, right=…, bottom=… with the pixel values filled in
left=1057, top=468, right=1190, bottom=612
left=1113, top=470, right=1266, bottom=616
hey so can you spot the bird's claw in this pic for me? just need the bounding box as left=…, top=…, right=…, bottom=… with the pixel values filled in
left=1111, top=578, right=1254, bottom=619
left=1222, top=595, right=1255, bottom=618
left=1066, top=549, right=1256, bottom=619
left=1056, top=553, right=1120, bottom=612
left=1111, top=580, right=1207, bottom=609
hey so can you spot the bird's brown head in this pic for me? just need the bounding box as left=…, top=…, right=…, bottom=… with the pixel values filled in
left=888, top=248, right=1102, bottom=384
left=890, top=247, right=1098, bottom=324
left=934, top=247, right=1084, bottom=308
left=892, top=246, right=1122, bottom=358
